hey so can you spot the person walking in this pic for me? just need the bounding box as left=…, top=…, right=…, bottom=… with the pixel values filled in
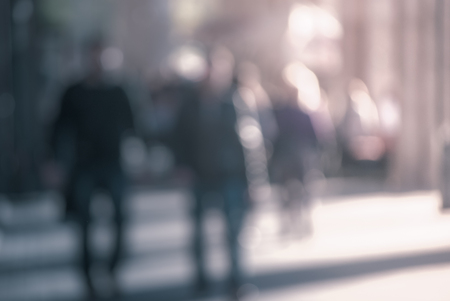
left=52, top=39, right=134, bottom=299
left=174, top=49, right=248, bottom=299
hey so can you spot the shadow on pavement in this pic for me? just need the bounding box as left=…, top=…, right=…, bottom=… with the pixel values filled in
left=112, top=247, right=450, bottom=301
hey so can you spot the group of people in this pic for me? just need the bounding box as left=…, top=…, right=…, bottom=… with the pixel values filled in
left=51, top=41, right=318, bottom=300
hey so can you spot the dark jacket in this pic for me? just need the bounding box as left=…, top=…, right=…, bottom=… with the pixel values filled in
left=175, top=85, right=247, bottom=182
left=53, top=82, right=134, bottom=167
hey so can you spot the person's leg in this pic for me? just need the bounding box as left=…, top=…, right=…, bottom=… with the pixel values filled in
left=222, top=178, right=247, bottom=290
left=282, top=151, right=306, bottom=235
left=64, top=175, right=77, bottom=221
left=192, top=182, right=207, bottom=290
left=100, top=165, right=126, bottom=298
left=105, top=166, right=126, bottom=274
left=286, top=177, right=306, bottom=234
left=73, top=171, right=96, bottom=297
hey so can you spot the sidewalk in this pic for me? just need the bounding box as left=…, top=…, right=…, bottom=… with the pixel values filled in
left=0, top=185, right=449, bottom=301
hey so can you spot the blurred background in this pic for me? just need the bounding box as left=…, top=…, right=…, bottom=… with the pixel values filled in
left=2, top=0, right=450, bottom=300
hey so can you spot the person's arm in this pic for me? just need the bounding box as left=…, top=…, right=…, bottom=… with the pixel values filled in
left=116, top=87, right=135, bottom=135
left=172, top=95, right=198, bottom=185
left=305, top=113, right=319, bottom=147
left=173, top=97, right=191, bottom=167
left=45, top=86, right=76, bottom=189
left=51, top=87, right=76, bottom=162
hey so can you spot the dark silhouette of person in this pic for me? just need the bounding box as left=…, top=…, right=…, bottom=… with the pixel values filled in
left=270, top=85, right=318, bottom=235
left=52, top=40, right=133, bottom=298
left=174, top=49, right=248, bottom=298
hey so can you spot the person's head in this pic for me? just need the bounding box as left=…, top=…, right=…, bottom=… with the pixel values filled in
left=85, top=36, right=104, bottom=80
left=199, top=46, right=235, bottom=98
left=209, top=46, right=235, bottom=92
left=237, top=62, right=260, bottom=89
left=285, top=84, right=299, bottom=104
left=267, top=75, right=298, bottom=107
left=274, top=82, right=299, bottom=108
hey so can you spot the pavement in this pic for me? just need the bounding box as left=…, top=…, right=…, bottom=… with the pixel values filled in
left=0, top=179, right=450, bottom=301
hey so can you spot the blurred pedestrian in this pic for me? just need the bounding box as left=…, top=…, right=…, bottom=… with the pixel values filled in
left=175, top=48, right=248, bottom=298
left=270, top=84, right=318, bottom=236
left=52, top=38, right=134, bottom=299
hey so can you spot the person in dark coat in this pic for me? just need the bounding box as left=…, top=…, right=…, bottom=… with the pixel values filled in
left=175, top=49, right=248, bottom=298
left=52, top=40, right=134, bottom=298
left=270, top=85, right=318, bottom=235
